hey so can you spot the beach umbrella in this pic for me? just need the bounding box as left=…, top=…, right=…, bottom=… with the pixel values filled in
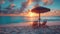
left=31, top=6, right=50, bottom=26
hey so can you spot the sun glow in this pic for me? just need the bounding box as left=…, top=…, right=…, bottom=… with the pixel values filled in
left=23, top=9, right=39, bottom=22
left=28, top=11, right=36, bottom=17
left=26, top=9, right=38, bottom=17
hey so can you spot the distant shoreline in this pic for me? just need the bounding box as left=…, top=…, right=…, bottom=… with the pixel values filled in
left=0, top=10, right=60, bottom=16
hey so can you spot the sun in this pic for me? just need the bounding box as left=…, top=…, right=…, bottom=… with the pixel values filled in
left=28, top=12, right=35, bottom=17
left=27, top=9, right=38, bottom=17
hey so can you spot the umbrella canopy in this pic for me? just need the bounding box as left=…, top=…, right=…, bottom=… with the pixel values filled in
left=31, top=6, right=50, bottom=13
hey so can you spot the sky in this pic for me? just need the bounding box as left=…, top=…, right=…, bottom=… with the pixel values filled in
left=41, top=0, right=60, bottom=10
left=1, top=0, right=60, bottom=10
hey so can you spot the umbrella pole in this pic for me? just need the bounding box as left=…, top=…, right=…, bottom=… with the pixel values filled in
left=38, top=13, right=40, bottom=27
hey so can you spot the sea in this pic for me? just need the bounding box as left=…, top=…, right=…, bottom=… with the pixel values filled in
left=0, top=16, right=60, bottom=25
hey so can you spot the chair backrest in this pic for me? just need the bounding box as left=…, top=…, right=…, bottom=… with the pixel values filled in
left=42, top=20, right=47, bottom=25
